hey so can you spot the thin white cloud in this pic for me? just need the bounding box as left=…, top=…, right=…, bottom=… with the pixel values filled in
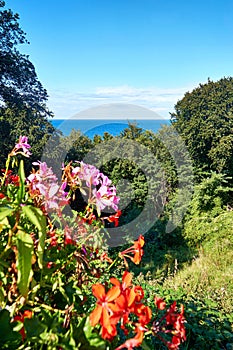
left=47, top=85, right=191, bottom=119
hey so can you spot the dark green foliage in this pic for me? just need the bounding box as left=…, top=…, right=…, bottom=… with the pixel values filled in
left=0, top=1, right=49, bottom=111
left=171, top=77, right=233, bottom=176
left=0, top=1, right=56, bottom=171
left=0, top=107, right=56, bottom=171
left=183, top=172, right=233, bottom=245
left=65, top=130, right=94, bottom=163
left=0, top=310, right=22, bottom=349
left=49, top=122, right=193, bottom=241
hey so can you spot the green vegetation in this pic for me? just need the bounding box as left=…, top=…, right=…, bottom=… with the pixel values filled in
left=48, top=123, right=232, bottom=348
left=38, top=112, right=233, bottom=348
left=171, top=77, right=233, bottom=176
left=0, top=1, right=56, bottom=170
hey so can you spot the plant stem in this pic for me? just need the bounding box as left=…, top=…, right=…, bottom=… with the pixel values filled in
left=1, top=155, right=11, bottom=186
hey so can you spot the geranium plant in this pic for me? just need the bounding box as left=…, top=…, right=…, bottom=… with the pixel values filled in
left=0, top=136, right=186, bottom=349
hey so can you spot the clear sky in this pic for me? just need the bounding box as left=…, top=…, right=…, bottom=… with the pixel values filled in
left=5, top=0, right=233, bottom=118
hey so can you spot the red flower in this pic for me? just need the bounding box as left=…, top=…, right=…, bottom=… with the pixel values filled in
left=110, top=270, right=133, bottom=291
left=13, top=310, right=33, bottom=341
left=1, top=169, right=20, bottom=186
left=0, top=192, right=5, bottom=199
left=91, top=271, right=152, bottom=348
left=134, top=303, right=152, bottom=326
left=154, top=296, right=166, bottom=310
left=46, top=261, right=53, bottom=269
left=115, top=325, right=145, bottom=350
left=89, top=284, right=121, bottom=340
left=107, top=210, right=122, bottom=227
left=100, top=252, right=113, bottom=264
left=9, top=174, right=20, bottom=186
left=152, top=299, right=186, bottom=350
left=119, top=235, right=145, bottom=266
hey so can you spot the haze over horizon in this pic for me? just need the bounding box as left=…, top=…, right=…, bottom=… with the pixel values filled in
left=57, top=103, right=167, bottom=120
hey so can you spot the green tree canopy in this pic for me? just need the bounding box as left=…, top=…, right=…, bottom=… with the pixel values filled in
left=0, top=0, right=49, bottom=111
left=171, top=77, right=233, bottom=176
left=0, top=1, right=56, bottom=169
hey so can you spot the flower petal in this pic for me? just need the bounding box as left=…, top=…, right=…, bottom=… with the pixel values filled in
left=106, top=286, right=121, bottom=302
left=122, top=271, right=132, bottom=289
left=89, top=305, right=102, bottom=327
left=92, top=284, right=106, bottom=300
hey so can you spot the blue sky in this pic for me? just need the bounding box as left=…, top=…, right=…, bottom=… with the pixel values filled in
left=5, top=0, right=233, bottom=118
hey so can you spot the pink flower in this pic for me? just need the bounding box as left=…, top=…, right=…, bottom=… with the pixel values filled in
left=100, top=174, right=112, bottom=186
left=14, top=136, right=31, bottom=157
left=92, top=184, right=119, bottom=215
left=62, top=161, right=119, bottom=216
left=73, top=161, right=100, bottom=187
left=27, top=161, right=69, bottom=212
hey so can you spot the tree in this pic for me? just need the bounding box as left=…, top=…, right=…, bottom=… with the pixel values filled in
left=171, top=77, right=233, bottom=176
left=0, top=1, right=56, bottom=169
left=0, top=1, right=49, bottom=111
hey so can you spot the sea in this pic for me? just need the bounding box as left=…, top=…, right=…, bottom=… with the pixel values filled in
left=50, top=119, right=170, bottom=138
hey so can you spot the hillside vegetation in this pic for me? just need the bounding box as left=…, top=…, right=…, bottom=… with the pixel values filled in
left=47, top=111, right=233, bottom=348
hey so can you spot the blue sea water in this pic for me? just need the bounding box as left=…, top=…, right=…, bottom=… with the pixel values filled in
left=51, top=119, right=170, bottom=138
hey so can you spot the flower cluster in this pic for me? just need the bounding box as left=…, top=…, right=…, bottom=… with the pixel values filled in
left=27, top=161, right=69, bottom=212
left=1, top=169, right=20, bottom=187
left=90, top=270, right=152, bottom=349
left=90, top=270, right=186, bottom=350
left=0, top=169, right=19, bottom=198
left=63, top=161, right=119, bottom=216
left=152, top=298, right=186, bottom=350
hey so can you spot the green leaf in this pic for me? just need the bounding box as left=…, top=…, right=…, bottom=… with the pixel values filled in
left=141, top=340, right=152, bottom=350
left=24, top=316, right=47, bottom=338
left=83, top=317, right=106, bottom=349
left=0, top=285, right=5, bottom=307
left=17, top=159, right=25, bottom=203
left=22, top=205, right=46, bottom=269
left=16, top=230, right=34, bottom=297
left=60, top=324, right=76, bottom=349
left=0, top=206, right=14, bottom=221
left=73, top=317, right=106, bottom=349
left=0, top=309, right=21, bottom=347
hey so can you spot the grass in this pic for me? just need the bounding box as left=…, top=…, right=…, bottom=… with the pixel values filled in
left=163, top=238, right=233, bottom=315
left=131, top=210, right=233, bottom=349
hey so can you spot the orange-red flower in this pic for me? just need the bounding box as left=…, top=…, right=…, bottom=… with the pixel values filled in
left=154, top=296, right=166, bottom=310
left=90, top=270, right=186, bottom=350
left=89, top=283, right=121, bottom=340
left=111, top=271, right=140, bottom=313
left=100, top=252, right=113, bottom=264
left=115, top=325, right=145, bottom=350
left=134, top=304, right=152, bottom=326
left=119, top=235, right=145, bottom=266
left=110, top=270, right=132, bottom=291
left=107, top=210, right=122, bottom=227
left=90, top=271, right=152, bottom=348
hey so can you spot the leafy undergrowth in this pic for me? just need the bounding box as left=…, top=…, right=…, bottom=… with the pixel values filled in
left=131, top=210, right=233, bottom=349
